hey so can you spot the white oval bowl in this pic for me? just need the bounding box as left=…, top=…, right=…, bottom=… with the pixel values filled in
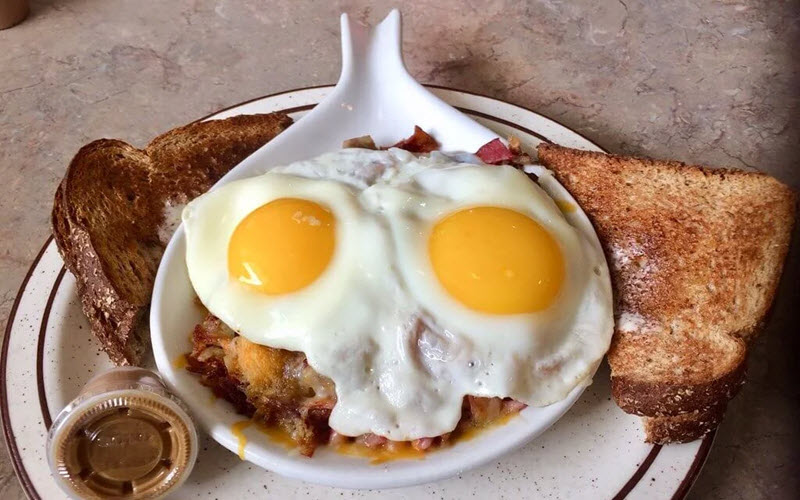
left=150, top=10, right=610, bottom=489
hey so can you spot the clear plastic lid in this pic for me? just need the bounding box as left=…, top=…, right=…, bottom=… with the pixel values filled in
left=46, top=368, right=197, bottom=499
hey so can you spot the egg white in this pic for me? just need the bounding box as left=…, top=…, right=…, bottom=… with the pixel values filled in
left=361, top=161, right=614, bottom=407
left=183, top=173, right=374, bottom=352
left=183, top=148, right=614, bottom=440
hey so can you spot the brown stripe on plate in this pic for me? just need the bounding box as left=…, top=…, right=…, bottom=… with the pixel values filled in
left=1, top=236, right=52, bottom=500
left=671, top=431, right=716, bottom=499
left=195, top=84, right=334, bottom=123
left=426, top=84, right=611, bottom=153
left=36, top=266, right=66, bottom=429
left=453, top=106, right=551, bottom=144
left=611, top=445, right=662, bottom=499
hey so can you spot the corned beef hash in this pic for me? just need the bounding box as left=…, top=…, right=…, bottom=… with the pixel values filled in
left=183, top=128, right=613, bottom=458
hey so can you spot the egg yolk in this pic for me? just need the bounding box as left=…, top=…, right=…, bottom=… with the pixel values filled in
left=228, top=198, right=335, bottom=295
left=429, top=207, right=564, bottom=314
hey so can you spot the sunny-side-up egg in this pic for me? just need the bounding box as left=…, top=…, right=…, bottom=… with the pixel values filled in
left=182, top=147, right=614, bottom=441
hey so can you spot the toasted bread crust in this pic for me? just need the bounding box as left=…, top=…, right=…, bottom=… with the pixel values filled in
left=643, top=405, right=726, bottom=444
left=612, top=359, right=746, bottom=416
left=52, top=113, right=292, bottom=365
left=66, top=212, right=150, bottom=364
left=537, top=143, right=796, bottom=443
left=52, top=181, right=73, bottom=265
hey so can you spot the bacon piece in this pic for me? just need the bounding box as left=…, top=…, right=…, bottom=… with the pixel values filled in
left=302, top=397, right=335, bottom=414
left=186, top=355, right=255, bottom=416
left=298, top=401, right=334, bottom=456
left=392, top=126, right=439, bottom=153
left=466, top=396, right=503, bottom=424
left=411, top=437, right=434, bottom=451
left=508, top=136, right=534, bottom=166
left=190, top=315, right=232, bottom=348
left=475, top=138, right=514, bottom=164
left=328, top=431, right=350, bottom=446
left=502, top=399, right=528, bottom=414
left=362, top=433, right=388, bottom=448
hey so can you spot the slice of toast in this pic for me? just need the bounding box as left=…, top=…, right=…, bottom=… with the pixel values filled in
left=52, top=113, right=292, bottom=365
left=537, top=143, right=795, bottom=443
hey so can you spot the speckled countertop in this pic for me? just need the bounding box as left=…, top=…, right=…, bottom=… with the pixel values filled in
left=1, top=1, right=798, bottom=498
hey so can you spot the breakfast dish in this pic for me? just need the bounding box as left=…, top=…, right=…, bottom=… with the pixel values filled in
left=537, top=144, right=796, bottom=443
left=51, top=113, right=293, bottom=365
left=6, top=85, right=782, bottom=497
left=48, top=114, right=795, bottom=462
left=182, top=129, right=614, bottom=456
left=0, top=5, right=787, bottom=494
left=31, top=9, right=796, bottom=492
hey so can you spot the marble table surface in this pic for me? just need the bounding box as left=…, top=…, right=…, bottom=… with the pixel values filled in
left=1, top=1, right=797, bottom=498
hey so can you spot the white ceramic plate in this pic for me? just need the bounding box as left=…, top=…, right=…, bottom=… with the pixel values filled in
left=2, top=85, right=712, bottom=499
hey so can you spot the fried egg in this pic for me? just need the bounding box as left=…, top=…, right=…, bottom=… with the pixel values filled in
left=182, top=148, right=613, bottom=440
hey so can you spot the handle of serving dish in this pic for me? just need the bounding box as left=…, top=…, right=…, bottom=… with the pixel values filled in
left=338, top=9, right=417, bottom=93
left=334, top=9, right=497, bottom=151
